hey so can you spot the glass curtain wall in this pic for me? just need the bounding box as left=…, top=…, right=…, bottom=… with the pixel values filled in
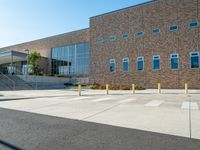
left=51, top=42, right=89, bottom=75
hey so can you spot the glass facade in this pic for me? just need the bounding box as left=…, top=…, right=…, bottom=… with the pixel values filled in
left=51, top=42, right=89, bottom=75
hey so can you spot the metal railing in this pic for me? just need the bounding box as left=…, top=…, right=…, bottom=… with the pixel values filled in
left=0, top=71, right=15, bottom=90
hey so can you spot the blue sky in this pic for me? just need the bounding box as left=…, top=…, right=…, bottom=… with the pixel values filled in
left=0, top=0, right=149, bottom=48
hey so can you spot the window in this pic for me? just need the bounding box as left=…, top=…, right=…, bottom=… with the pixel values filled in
left=122, top=34, right=129, bottom=39
left=109, top=36, right=117, bottom=42
left=51, top=42, right=89, bottom=75
left=135, top=31, right=144, bottom=37
left=137, top=56, right=144, bottom=71
left=152, top=55, right=160, bottom=70
left=109, top=59, right=116, bottom=72
left=122, top=58, right=129, bottom=72
left=152, top=28, right=160, bottom=34
left=169, top=25, right=178, bottom=31
left=170, top=53, right=179, bottom=69
left=190, top=52, right=199, bottom=68
left=97, top=37, right=104, bottom=44
left=189, top=21, right=198, bottom=28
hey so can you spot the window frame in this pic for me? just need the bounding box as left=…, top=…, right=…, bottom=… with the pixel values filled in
left=190, top=52, right=200, bottom=69
left=169, top=25, right=178, bottom=31
left=122, top=34, right=129, bottom=40
left=152, top=28, right=161, bottom=34
left=109, top=36, right=117, bottom=42
left=135, top=31, right=144, bottom=37
left=170, top=53, right=179, bottom=70
left=152, top=55, right=161, bottom=70
left=97, top=37, right=104, bottom=44
left=109, top=59, right=116, bottom=73
left=188, top=21, right=198, bottom=29
left=122, top=57, right=129, bottom=72
left=136, top=56, right=144, bottom=71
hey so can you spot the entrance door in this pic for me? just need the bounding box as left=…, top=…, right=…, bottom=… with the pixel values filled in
left=7, top=64, right=16, bottom=75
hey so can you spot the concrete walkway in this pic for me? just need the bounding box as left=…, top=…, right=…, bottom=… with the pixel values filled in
left=0, top=89, right=200, bottom=139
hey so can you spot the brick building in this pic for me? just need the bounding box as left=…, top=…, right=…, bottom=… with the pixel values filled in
left=0, top=0, right=200, bottom=88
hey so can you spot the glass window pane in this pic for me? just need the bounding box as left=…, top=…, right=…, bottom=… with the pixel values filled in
left=191, top=56, right=199, bottom=68
left=171, top=54, right=179, bottom=69
left=153, top=55, right=160, bottom=70
left=169, top=25, right=178, bottom=31
left=110, top=59, right=116, bottom=73
left=123, top=58, right=129, bottom=72
left=51, top=42, right=89, bottom=75
left=137, top=57, right=144, bottom=71
left=189, top=21, right=198, bottom=28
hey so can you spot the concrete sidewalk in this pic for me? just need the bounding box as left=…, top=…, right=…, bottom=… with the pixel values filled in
left=0, top=89, right=200, bottom=139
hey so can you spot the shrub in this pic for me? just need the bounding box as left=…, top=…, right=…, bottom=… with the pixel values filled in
left=135, top=85, right=146, bottom=90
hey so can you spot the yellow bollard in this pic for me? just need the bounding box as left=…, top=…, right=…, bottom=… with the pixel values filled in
left=106, top=84, right=109, bottom=95
left=132, top=84, right=135, bottom=94
left=158, top=83, right=161, bottom=94
left=78, top=84, right=82, bottom=96
left=185, top=83, right=188, bottom=94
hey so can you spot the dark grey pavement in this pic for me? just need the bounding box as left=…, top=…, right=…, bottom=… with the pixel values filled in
left=0, top=108, right=200, bottom=150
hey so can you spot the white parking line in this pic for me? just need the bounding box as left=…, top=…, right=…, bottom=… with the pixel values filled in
left=92, top=97, right=113, bottom=102
left=70, top=97, right=90, bottom=101
left=144, top=100, right=164, bottom=107
left=181, top=102, right=199, bottom=110
left=118, top=98, right=136, bottom=104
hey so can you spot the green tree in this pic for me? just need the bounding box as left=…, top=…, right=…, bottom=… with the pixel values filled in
left=28, top=51, right=41, bottom=74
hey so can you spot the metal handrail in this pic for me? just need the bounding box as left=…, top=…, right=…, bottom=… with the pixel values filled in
left=0, top=71, right=15, bottom=90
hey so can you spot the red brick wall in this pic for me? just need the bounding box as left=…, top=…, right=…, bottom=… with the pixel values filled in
left=90, top=0, right=200, bottom=89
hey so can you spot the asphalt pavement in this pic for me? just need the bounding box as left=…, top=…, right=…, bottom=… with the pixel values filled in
left=0, top=108, right=200, bottom=150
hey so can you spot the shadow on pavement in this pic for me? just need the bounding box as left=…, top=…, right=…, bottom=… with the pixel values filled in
left=0, top=139, right=23, bottom=150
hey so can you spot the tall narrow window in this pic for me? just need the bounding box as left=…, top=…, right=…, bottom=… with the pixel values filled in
left=109, top=59, right=116, bottom=73
left=137, top=57, right=144, bottom=71
left=152, top=55, right=160, bottom=70
left=170, top=53, right=179, bottom=69
left=190, top=52, right=199, bottom=68
left=122, top=58, right=129, bottom=72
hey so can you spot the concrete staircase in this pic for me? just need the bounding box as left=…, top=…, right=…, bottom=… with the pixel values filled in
left=0, top=73, right=33, bottom=91
left=0, top=74, right=12, bottom=91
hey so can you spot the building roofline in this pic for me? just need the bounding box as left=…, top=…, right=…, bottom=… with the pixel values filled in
left=0, top=28, right=89, bottom=49
left=90, top=0, right=159, bottom=19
